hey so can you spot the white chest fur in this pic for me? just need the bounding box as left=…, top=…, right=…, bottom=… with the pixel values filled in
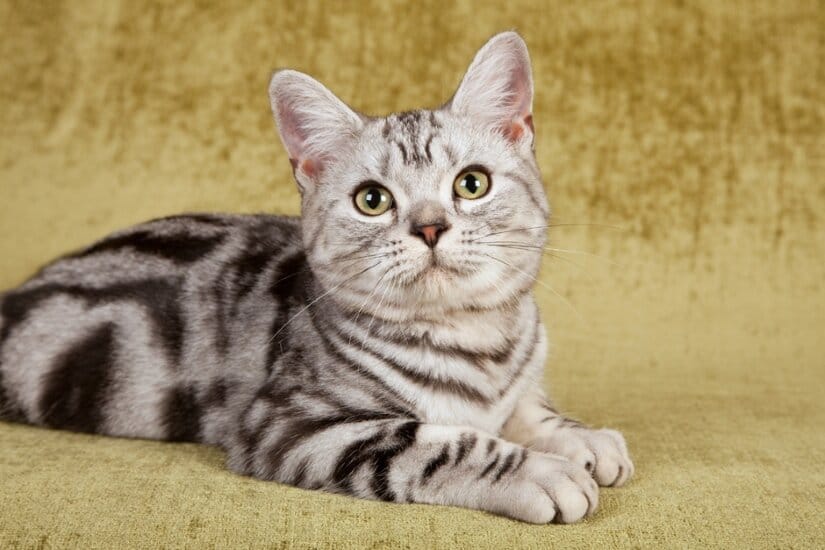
left=410, top=332, right=547, bottom=435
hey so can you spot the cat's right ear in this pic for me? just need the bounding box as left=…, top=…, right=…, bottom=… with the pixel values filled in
left=269, top=70, right=364, bottom=191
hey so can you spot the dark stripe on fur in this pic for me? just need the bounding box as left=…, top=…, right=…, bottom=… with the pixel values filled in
left=479, top=453, right=500, bottom=479
left=163, top=386, right=202, bottom=441
left=332, top=420, right=419, bottom=502
left=160, top=213, right=234, bottom=227
left=333, top=431, right=385, bottom=493
left=393, top=329, right=514, bottom=373
left=486, top=439, right=497, bottom=455
left=0, top=360, right=25, bottom=423
left=265, top=251, right=308, bottom=373
left=422, top=443, right=451, bottom=482
left=262, top=405, right=399, bottom=480
left=502, top=171, right=545, bottom=215
left=309, top=311, right=414, bottom=416
left=39, top=323, right=116, bottom=433
left=75, top=230, right=224, bottom=264
left=493, top=449, right=517, bottom=482
left=454, top=432, right=477, bottom=466
left=497, top=317, right=541, bottom=398
left=266, top=415, right=354, bottom=478
left=0, top=279, right=185, bottom=365
left=214, top=251, right=275, bottom=354
left=395, top=140, right=409, bottom=164
left=442, top=143, right=458, bottom=165
left=513, top=448, right=529, bottom=472
left=351, top=315, right=517, bottom=371
left=321, top=317, right=491, bottom=405
left=291, top=457, right=311, bottom=487
left=202, top=379, right=229, bottom=409
left=369, top=421, right=419, bottom=501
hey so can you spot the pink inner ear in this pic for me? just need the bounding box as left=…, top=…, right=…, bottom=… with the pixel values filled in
left=501, top=65, right=533, bottom=143
left=278, top=100, right=328, bottom=178
left=300, top=159, right=318, bottom=178
left=524, top=114, right=534, bottom=134
left=503, top=113, right=533, bottom=143
left=289, top=157, right=320, bottom=179
left=505, top=121, right=526, bottom=142
left=277, top=102, right=310, bottom=164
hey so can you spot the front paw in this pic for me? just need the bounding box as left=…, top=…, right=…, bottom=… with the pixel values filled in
left=530, top=428, right=634, bottom=487
left=496, top=453, right=599, bottom=524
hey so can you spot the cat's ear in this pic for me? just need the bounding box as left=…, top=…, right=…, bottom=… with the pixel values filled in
left=448, top=32, right=534, bottom=144
left=269, top=70, right=364, bottom=190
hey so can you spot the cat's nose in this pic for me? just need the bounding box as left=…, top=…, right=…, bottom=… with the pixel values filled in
left=411, top=222, right=449, bottom=248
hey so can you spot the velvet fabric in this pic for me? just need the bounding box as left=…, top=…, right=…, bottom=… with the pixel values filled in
left=1, top=1, right=823, bottom=547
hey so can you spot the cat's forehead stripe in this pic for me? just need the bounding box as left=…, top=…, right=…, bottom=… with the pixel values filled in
left=382, top=110, right=441, bottom=169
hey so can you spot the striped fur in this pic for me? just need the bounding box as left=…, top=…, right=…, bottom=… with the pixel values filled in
left=0, top=32, right=632, bottom=523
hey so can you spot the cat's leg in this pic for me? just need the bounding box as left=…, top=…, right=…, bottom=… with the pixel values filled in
left=500, top=387, right=634, bottom=487
left=226, top=405, right=598, bottom=524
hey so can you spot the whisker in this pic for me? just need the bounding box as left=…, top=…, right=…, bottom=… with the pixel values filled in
left=538, top=251, right=597, bottom=282
left=483, top=253, right=589, bottom=327
left=267, top=261, right=381, bottom=345
left=268, top=266, right=311, bottom=288
left=348, top=268, right=391, bottom=344
left=472, top=222, right=622, bottom=241
left=471, top=225, right=552, bottom=241
left=477, top=241, right=621, bottom=267
left=365, top=274, right=396, bottom=339
left=334, top=251, right=393, bottom=264
left=326, top=235, right=394, bottom=246
left=547, top=222, right=623, bottom=230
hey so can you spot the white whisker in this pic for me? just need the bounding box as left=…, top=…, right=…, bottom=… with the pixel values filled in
left=483, top=253, right=589, bottom=327
left=267, top=261, right=381, bottom=346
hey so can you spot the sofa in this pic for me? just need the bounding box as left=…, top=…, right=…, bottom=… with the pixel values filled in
left=1, top=1, right=823, bottom=547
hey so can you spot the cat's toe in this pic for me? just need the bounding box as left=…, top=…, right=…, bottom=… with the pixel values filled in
left=500, top=454, right=598, bottom=524
left=587, top=429, right=634, bottom=486
left=528, top=427, right=634, bottom=487
left=533, top=456, right=598, bottom=524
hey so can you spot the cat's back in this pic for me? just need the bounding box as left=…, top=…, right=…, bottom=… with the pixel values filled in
left=0, top=213, right=304, bottom=438
left=25, top=213, right=302, bottom=284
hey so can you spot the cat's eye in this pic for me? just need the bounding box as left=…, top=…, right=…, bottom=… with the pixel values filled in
left=453, top=169, right=490, bottom=200
left=354, top=184, right=394, bottom=216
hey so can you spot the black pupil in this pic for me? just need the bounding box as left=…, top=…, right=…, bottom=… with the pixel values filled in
left=364, top=189, right=382, bottom=209
left=463, top=174, right=480, bottom=194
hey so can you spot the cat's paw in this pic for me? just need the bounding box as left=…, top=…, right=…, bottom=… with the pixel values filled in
left=494, top=453, right=599, bottom=524
left=529, top=428, right=634, bottom=487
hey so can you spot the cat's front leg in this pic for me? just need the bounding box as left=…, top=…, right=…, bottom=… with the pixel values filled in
left=227, top=405, right=597, bottom=523
left=501, top=387, right=634, bottom=487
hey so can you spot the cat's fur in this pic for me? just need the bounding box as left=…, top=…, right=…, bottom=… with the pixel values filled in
left=0, top=32, right=632, bottom=523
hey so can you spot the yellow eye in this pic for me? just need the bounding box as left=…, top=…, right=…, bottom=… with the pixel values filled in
left=454, top=169, right=490, bottom=199
left=354, top=185, right=393, bottom=216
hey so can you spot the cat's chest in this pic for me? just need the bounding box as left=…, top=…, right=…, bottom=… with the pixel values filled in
left=412, top=391, right=521, bottom=434
left=402, top=347, right=542, bottom=435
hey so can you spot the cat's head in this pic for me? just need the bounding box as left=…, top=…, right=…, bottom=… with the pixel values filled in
left=269, top=32, right=548, bottom=318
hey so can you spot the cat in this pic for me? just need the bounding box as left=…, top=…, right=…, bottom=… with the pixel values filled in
left=0, top=32, right=632, bottom=524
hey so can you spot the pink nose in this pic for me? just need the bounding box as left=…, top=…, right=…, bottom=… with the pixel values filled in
left=412, top=223, right=448, bottom=248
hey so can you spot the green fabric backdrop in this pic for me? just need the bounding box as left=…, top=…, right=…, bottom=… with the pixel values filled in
left=1, top=1, right=823, bottom=547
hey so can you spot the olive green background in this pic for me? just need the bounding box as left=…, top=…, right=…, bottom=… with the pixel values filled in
left=1, top=1, right=823, bottom=548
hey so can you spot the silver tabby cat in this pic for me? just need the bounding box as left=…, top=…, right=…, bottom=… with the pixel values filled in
left=0, top=33, right=632, bottom=523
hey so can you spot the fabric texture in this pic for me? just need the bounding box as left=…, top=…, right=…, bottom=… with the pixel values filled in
left=1, top=1, right=823, bottom=547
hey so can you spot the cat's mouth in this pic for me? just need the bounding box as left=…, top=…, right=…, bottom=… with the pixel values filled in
left=395, top=249, right=476, bottom=288
left=419, top=251, right=466, bottom=277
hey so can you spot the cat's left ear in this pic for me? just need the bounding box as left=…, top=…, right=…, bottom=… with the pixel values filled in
left=269, top=70, right=364, bottom=191
left=448, top=32, right=534, bottom=144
